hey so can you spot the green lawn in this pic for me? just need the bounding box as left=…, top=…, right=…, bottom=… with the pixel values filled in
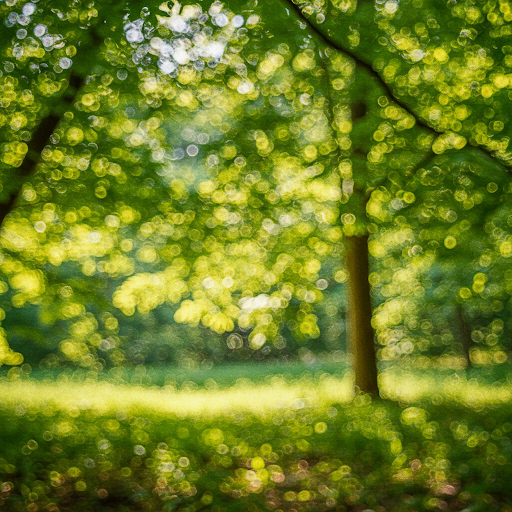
left=1, top=364, right=511, bottom=511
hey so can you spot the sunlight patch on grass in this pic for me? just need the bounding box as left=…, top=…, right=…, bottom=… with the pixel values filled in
left=380, top=369, right=512, bottom=406
left=0, top=375, right=354, bottom=418
left=1, top=369, right=511, bottom=419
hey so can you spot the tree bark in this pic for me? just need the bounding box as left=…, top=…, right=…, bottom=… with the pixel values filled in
left=319, top=55, right=379, bottom=395
left=346, top=234, right=379, bottom=395
left=455, top=302, right=472, bottom=368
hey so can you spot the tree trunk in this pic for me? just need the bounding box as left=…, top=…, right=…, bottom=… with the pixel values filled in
left=0, top=72, right=84, bottom=225
left=346, top=234, right=379, bottom=395
left=455, top=302, right=472, bottom=368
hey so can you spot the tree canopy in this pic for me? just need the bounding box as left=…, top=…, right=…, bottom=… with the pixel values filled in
left=1, top=0, right=512, bottom=391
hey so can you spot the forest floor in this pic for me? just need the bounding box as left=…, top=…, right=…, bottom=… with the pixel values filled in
left=0, top=362, right=511, bottom=511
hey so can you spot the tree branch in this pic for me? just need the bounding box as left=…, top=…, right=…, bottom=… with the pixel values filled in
left=0, top=29, right=103, bottom=224
left=284, top=0, right=510, bottom=171
left=320, top=35, right=438, bottom=202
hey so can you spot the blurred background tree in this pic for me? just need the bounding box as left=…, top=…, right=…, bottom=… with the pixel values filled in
left=1, top=0, right=512, bottom=393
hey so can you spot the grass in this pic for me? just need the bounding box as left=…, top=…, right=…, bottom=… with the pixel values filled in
left=1, top=363, right=512, bottom=511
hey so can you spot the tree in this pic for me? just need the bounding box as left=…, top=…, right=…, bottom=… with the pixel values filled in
left=1, top=0, right=511, bottom=394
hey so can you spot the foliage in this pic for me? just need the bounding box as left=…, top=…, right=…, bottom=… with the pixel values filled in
left=1, top=0, right=512, bottom=369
